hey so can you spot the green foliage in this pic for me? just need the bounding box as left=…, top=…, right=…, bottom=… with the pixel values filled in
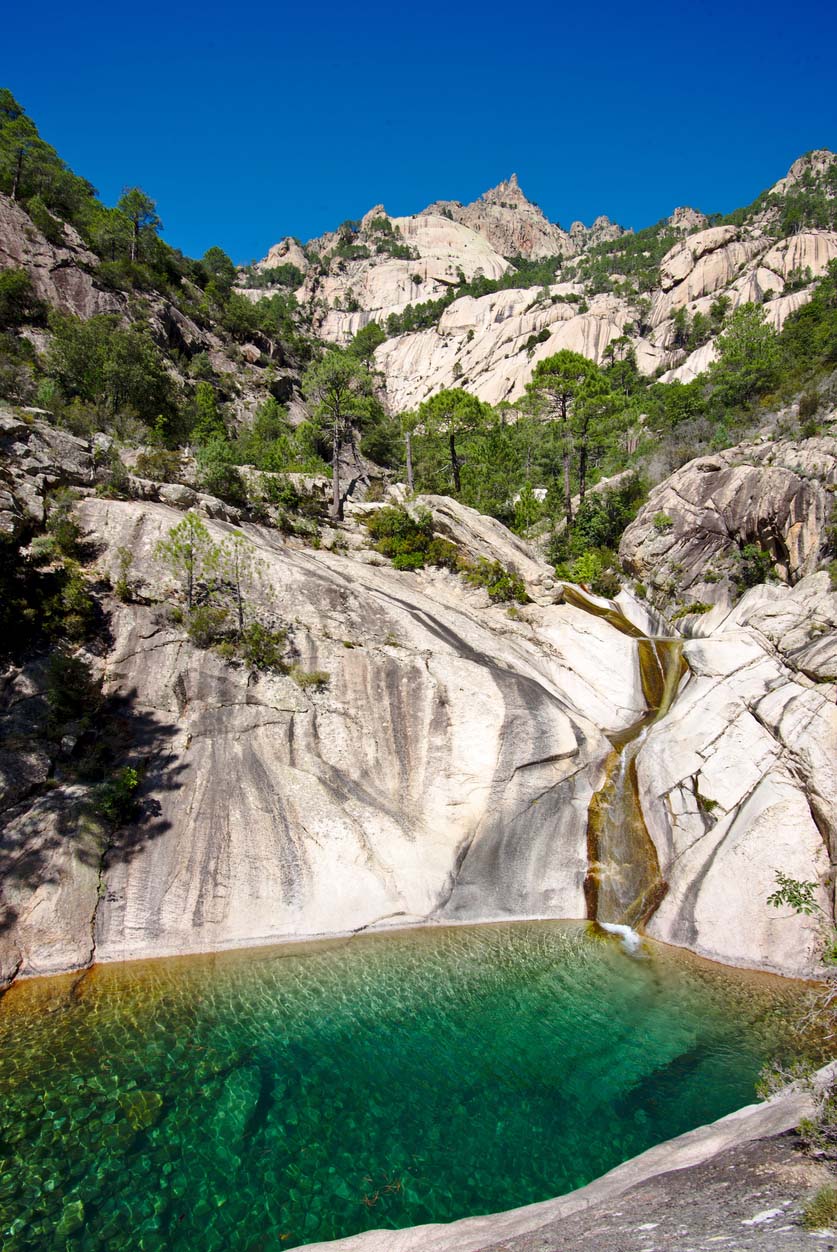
left=44, top=489, right=84, bottom=558
left=243, top=263, right=304, bottom=290
left=548, top=476, right=647, bottom=564
left=116, top=187, right=162, bottom=262
left=778, top=259, right=837, bottom=378
left=201, top=246, right=236, bottom=294
left=196, top=439, right=248, bottom=505
left=363, top=504, right=527, bottom=599
left=45, top=646, right=103, bottom=738
left=416, top=388, right=491, bottom=492
left=392, top=551, right=425, bottom=571
left=799, top=391, right=820, bottom=421
left=114, top=546, right=134, bottom=602
left=49, top=563, right=96, bottom=638
left=513, top=484, right=545, bottom=533
left=134, top=448, right=183, bottom=482
left=45, top=313, right=176, bottom=423
left=670, top=601, right=712, bottom=621
left=228, top=399, right=327, bottom=477
left=709, top=303, right=780, bottom=407
left=653, top=511, right=674, bottom=532
left=237, top=621, right=287, bottom=670
left=0, top=267, right=44, bottom=329
left=95, top=765, right=141, bottom=826
left=189, top=381, right=226, bottom=444
left=462, top=558, right=529, bottom=603
left=383, top=257, right=565, bottom=338
left=348, top=321, right=386, bottom=365
left=364, top=505, right=435, bottom=566
left=802, top=1186, right=837, bottom=1231
left=554, top=549, right=621, bottom=598
left=567, top=219, right=679, bottom=296
left=767, top=870, right=821, bottom=916
left=524, top=328, right=551, bottom=354
left=185, top=603, right=229, bottom=647
left=303, top=349, right=373, bottom=515
left=259, top=474, right=302, bottom=512
left=291, top=667, right=330, bottom=689
left=737, top=543, right=775, bottom=589
left=154, top=511, right=219, bottom=609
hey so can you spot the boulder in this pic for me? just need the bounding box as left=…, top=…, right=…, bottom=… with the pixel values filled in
left=619, top=437, right=837, bottom=604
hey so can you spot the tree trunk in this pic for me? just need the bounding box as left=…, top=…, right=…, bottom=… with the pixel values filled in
left=563, top=446, right=573, bottom=527
left=450, top=431, right=461, bottom=493
left=560, top=397, right=572, bottom=526
left=578, top=442, right=588, bottom=505
left=130, top=220, right=138, bottom=263
left=405, top=430, right=414, bottom=493
left=331, top=424, right=343, bottom=520
left=11, top=150, right=23, bottom=201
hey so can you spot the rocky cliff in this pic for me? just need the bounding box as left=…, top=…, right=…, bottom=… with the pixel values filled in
left=1, top=415, right=833, bottom=986
left=244, top=151, right=837, bottom=409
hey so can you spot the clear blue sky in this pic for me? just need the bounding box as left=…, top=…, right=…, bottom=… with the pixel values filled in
left=4, top=0, right=836, bottom=263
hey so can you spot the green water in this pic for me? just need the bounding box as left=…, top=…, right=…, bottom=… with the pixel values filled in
left=0, top=922, right=814, bottom=1251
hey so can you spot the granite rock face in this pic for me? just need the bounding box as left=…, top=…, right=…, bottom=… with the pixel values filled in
left=241, top=152, right=837, bottom=408
left=0, top=427, right=833, bottom=985
left=0, top=195, right=124, bottom=320
left=619, top=435, right=837, bottom=609
left=423, top=174, right=577, bottom=261
left=637, top=574, right=837, bottom=975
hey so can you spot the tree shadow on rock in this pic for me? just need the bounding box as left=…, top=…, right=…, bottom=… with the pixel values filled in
left=0, top=673, right=188, bottom=969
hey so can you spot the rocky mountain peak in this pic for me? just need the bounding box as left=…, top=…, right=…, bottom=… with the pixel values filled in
left=360, top=204, right=388, bottom=229
left=479, top=173, right=528, bottom=207
left=668, top=206, right=709, bottom=233
left=769, top=148, right=836, bottom=197
left=569, top=215, right=625, bottom=246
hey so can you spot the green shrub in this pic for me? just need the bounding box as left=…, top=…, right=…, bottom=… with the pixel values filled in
left=392, top=551, right=425, bottom=571
left=95, top=450, right=130, bottom=498
left=653, top=511, right=674, bottom=533
left=555, top=549, right=620, bottom=598
left=238, top=622, right=287, bottom=670
left=547, top=477, right=647, bottom=566
left=737, top=543, right=774, bottom=589
left=260, top=475, right=301, bottom=512
left=45, top=647, right=103, bottom=738
left=0, top=267, right=45, bottom=329
left=196, top=440, right=248, bottom=505
left=45, top=489, right=83, bottom=558
left=96, top=766, right=141, bottom=826
left=802, top=1186, right=837, bottom=1231
left=799, top=391, right=820, bottom=421
left=43, top=561, right=97, bottom=640
left=670, top=601, right=712, bottom=621
left=463, top=558, right=529, bottom=604
left=291, top=668, right=330, bottom=689
left=185, top=604, right=229, bottom=647
left=134, top=449, right=183, bottom=482
left=114, top=546, right=134, bottom=602
left=426, top=537, right=461, bottom=570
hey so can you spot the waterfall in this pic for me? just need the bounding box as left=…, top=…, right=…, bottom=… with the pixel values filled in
left=585, top=636, right=686, bottom=936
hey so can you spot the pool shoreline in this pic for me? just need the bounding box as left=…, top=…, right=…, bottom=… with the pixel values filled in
left=6, top=910, right=825, bottom=992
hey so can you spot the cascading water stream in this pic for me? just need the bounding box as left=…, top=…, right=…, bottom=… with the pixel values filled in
left=584, top=633, right=686, bottom=936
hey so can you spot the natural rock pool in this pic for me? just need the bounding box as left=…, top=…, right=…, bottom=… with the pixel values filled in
left=0, top=922, right=815, bottom=1250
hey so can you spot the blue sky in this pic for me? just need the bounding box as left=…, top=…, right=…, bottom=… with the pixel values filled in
left=4, top=0, right=836, bottom=263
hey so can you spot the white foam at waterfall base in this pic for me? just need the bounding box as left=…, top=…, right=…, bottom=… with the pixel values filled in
left=599, top=922, right=643, bottom=955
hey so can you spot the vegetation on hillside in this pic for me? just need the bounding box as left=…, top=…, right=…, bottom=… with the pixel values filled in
left=1, top=88, right=836, bottom=610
